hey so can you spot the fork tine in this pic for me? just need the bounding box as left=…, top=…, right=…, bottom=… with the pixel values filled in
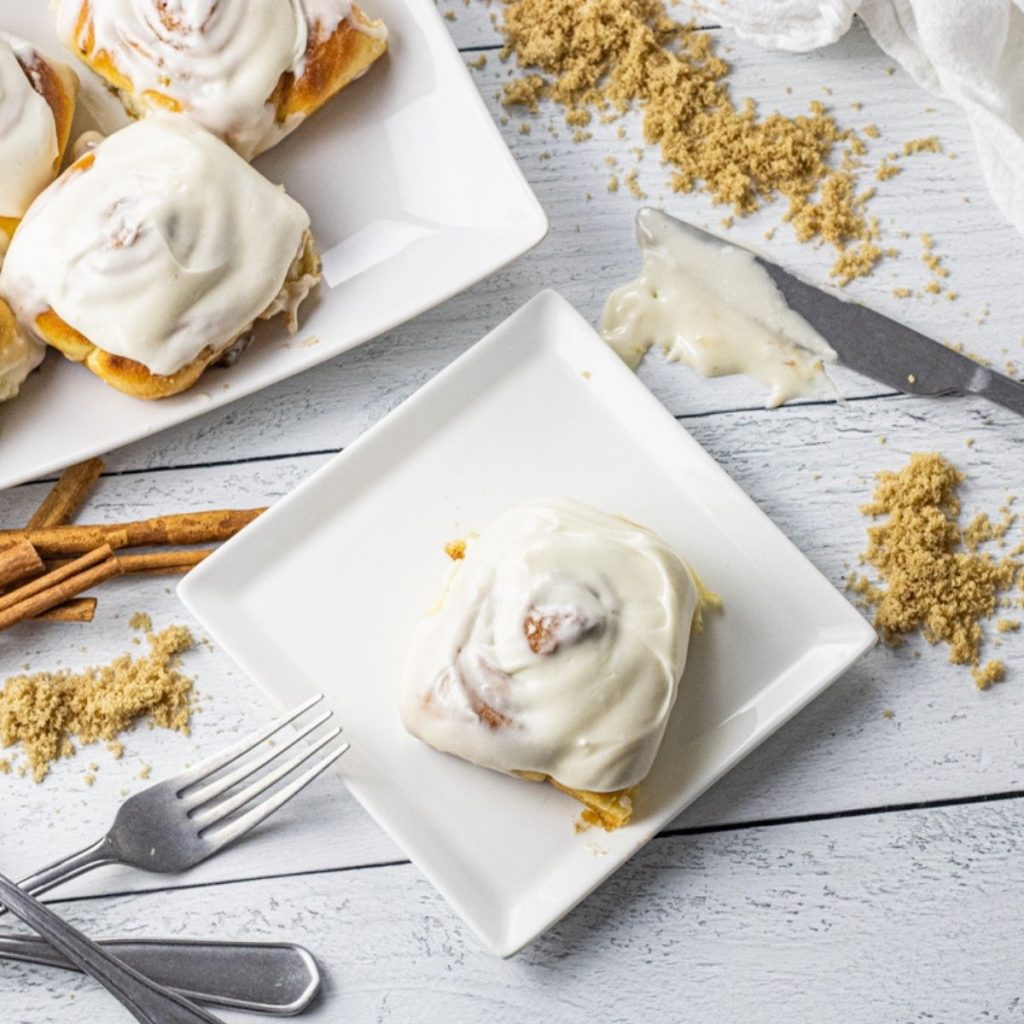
left=192, top=728, right=344, bottom=831
left=172, top=693, right=324, bottom=790
left=181, top=709, right=334, bottom=811
left=199, top=741, right=350, bottom=851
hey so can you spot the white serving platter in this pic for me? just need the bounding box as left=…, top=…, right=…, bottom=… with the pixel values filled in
left=179, top=290, right=876, bottom=956
left=0, top=0, right=547, bottom=490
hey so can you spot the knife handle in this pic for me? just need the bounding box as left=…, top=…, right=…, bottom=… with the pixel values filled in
left=962, top=365, right=1024, bottom=416
left=0, top=935, right=320, bottom=1016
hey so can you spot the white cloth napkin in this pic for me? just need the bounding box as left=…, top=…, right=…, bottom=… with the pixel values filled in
left=708, top=0, right=1024, bottom=238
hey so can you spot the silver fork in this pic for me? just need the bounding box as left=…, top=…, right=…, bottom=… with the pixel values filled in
left=5, top=693, right=347, bottom=908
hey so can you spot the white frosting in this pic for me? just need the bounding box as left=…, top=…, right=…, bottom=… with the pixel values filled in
left=0, top=298, right=43, bottom=403
left=57, top=0, right=368, bottom=158
left=0, top=34, right=60, bottom=220
left=602, top=208, right=838, bottom=409
left=401, top=499, right=700, bottom=793
left=0, top=115, right=311, bottom=377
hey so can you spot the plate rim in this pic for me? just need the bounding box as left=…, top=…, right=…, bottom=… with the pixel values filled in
left=179, top=289, right=877, bottom=956
left=0, top=0, right=549, bottom=492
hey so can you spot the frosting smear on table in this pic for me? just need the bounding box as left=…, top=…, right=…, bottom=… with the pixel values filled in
left=401, top=498, right=701, bottom=793
left=602, top=208, right=838, bottom=408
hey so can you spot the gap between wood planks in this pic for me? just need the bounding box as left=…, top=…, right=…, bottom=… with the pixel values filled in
left=12, top=388, right=908, bottom=489
left=26, top=786, right=1024, bottom=910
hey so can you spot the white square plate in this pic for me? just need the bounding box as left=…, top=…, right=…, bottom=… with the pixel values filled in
left=0, top=0, right=546, bottom=490
left=179, top=290, right=876, bottom=956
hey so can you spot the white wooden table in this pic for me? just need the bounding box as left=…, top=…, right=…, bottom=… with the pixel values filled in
left=4, top=7, right=1024, bottom=1021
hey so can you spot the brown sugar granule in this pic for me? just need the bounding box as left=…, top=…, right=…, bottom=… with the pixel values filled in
left=129, top=611, right=152, bottom=632
left=500, top=0, right=883, bottom=281
left=0, top=624, right=194, bottom=782
left=903, top=136, right=942, bottom=156
left=996, top=619, right=1021, bottom=633
left=849, top=453, right=1022, bottom=673
left=502, top=73, right=547, bottom=112
left=972, top=659, right=1006, bottom=690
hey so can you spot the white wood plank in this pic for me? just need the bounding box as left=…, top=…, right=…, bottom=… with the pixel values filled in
left=17, top=20, right=1021, bottom=479
left=2, top=393, right=1022, bottom=906
left=3, top=795, right=1022, bottom=1023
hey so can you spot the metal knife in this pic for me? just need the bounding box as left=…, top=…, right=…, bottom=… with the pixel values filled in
left=0, top=935, right=320, bottom=1016
left=666, top=212, right=1024, bottom=416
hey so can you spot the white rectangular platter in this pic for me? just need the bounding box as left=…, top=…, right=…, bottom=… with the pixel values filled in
left=0, top=0, right=547, bottom=490
left=179, top=290, right=876, bottom=956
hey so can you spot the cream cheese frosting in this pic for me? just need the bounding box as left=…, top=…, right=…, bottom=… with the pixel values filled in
left=0, top=115, right=311, bottom=378
left=602, top=207, right=838, bottom=408
left=401, top=498, right=701, bottom=793
left=0, top=298, right=43, bottom=403
left=56, top=0, right=374, bottom=159
left=0, top=34, right=60, bottom=223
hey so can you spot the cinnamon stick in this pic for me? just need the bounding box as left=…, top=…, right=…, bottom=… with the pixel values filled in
left=47, top=549, right=214, bottom=577
left=0, top=509, right=265, bottom=557
left=0, top=554, right=122, bottom=632
left=35, top=598, right=97, bottom=623
left=116, top=549, right=214, bottom=576
left=27, top=457, right=105, bottom=529
left=0, top=545, right=115, bottom=614
left=0, top=540, right=44, bottom=589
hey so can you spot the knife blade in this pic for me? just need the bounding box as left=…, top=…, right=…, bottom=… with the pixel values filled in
left=667, top=214, right=1024, bottom=416
left=0, top=935, right=321, bottom=1015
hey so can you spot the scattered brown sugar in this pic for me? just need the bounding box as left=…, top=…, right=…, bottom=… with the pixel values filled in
left=996, top=619, right=1021, bottom=633
left=972, top=659, right=1005, bottom=690
left=499, top=0, right=886, bottom=282
left=903, top=136, right=941, bottom=156
left=0, top=624, right=195, bottom=782
left=847, top=453, right=1023, bottom=675
left=876, top=158, right=902, bottom=181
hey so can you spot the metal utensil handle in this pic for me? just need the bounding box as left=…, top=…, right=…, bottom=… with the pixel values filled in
left=964, top=365, right=1024, bottom=416
left=0, top=873, right=224, bottom=1024
left=0, top=837, right=115, bottom=919
left=0, top=935, right=321, bottom=1016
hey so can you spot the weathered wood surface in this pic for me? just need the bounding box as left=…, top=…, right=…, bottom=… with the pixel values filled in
left=3, top=2, right=1024, bottom=1018
left=5, top=796, right=1023, bottom=1023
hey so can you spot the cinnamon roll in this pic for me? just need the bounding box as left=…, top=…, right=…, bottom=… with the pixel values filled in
left=56, top=0, right=389, bottom=160
left=0, top=33, right=78, bottom=261
left=0, top=115, right=320, bottom=400
left=0, top=297, right=43, bottom=403
left=401, top=499, right=706, bottom=830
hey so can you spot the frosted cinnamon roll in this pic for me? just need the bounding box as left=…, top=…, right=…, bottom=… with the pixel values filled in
left=56, top=0, right=388, bottom=160
left=0, top=298, right=43, bottom=403
left=401, top=499, right=706, bottom=830
left=0, top=115, right=319, bottom=400
left=0, top=33, right=78, bottom=261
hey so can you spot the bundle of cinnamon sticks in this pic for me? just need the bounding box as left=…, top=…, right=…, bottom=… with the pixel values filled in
left=0, top=458, right=264, bottom=632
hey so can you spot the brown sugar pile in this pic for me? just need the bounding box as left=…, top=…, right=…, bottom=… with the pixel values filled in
left=0, top=623, right=195, bottom=781
left=500, top=0, right=882, bottom=282
left=847, top=453, right=1023, bottom=687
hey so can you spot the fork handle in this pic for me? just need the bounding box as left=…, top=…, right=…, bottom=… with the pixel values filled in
left=3, top=837, right=114, bottom=913
left=0, top=872, right=223, bottom=1024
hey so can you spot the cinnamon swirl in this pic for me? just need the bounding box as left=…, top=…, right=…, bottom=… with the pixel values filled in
left=0, top=33, right=78, bottom=261
left=56, top=0, right=388, bottom=160
left=0, top=115, right=320, bottom=400
left=401, top=499, right=705, bottom=830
